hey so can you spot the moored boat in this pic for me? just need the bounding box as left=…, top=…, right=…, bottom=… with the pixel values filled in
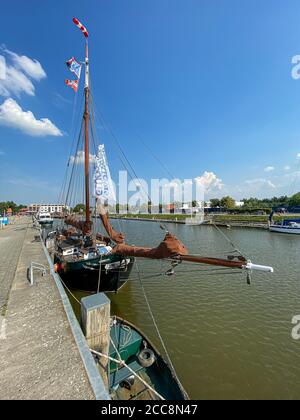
left=53, top=237, right=134, bottom=292
left=37, top=212, right=54, bottom=226
left=52, top=18, right=135, bottom=293
left=107, top=316, right=189, bottom=400
left=269, top=211, right=300, bottom=235
left=52, top=17, right=274, bottom=294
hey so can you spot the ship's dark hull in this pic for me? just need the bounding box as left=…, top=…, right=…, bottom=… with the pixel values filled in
left=39, top=220, right=54, bottom=226
left=54, top=253, right=134, bottom=293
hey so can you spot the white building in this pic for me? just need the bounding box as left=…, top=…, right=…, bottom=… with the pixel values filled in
left=28, top=204, right=70, bottom=214
left=205, top=200, right=244, bottom=208
left=235, top=201, right=245, bottom=208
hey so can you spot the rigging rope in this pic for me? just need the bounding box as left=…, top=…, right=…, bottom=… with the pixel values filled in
left=134, top=259, right=186, bottom=395
left=97, top=255, right=102, bottom=294
left=58, top=91, right=85, bottom=212
left=89, top=92, right=153, bottom=205
left=137, top=134, right=175, bottom=180
left=210, top=220, right=249, bottom=260
left=59, top=276, right=81, bottom=306
left=64, top=119, right=84, bottom=207
left=90, top=348, right=165, bottom=400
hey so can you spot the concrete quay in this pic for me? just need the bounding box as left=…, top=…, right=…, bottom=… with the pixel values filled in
left=0, top=217, right=106, bottom=400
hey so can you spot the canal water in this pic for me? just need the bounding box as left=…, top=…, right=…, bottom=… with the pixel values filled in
left=69, top=219, right=300, bottom=400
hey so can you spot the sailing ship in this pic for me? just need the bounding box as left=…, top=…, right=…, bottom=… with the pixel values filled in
left=53, top=20, right=134, bottom=293
left=51, top=18, right=274, bottom=294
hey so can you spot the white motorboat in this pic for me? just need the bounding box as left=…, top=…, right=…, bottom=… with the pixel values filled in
left=37, top=212, right=54, bottom=226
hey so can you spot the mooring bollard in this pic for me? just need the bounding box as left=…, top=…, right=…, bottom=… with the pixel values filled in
left=81, top=293, right=110, bottom=390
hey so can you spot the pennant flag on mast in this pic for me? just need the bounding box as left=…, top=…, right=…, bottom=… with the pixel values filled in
left=66, top=57, right=82, bottom=79
left=72, top=17, right=89, bottom=38
left=65, top=79, right=79, bottom=92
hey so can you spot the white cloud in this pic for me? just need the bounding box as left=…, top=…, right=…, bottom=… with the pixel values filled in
left=282, top=170, right=300, bottom=180
left=0, top=98, right=62, bottom=137
left=0, top=56, right=5, bottom=80
left=264, top=166, right=275, bottom=172
left=0, top=48, right=46, bottom=97
left=4, top=48, right=46, bottom=81
left=297, top=153, right=300, bottom=160
left=69, top=150, right=97, bottom=165
left=245, top=178, right=276, bottom=189
left=195, top=171, right=223, bottom=191
left=284, top=165, right=291, bottom=171
left=0, top=59, right=35, bottom=96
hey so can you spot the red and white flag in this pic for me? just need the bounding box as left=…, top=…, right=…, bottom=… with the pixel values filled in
left=65, top=79, right=79, bottom=92
left=72, top=17, right=89, bottom=38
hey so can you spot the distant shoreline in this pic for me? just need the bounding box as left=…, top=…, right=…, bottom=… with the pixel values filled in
left=109, top=214, right=272, bottom=230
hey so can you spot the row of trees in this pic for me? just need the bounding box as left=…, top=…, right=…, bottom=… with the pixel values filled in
left=0, top=201, right=27, bottom=214
left=3, top=194, right=300, bottom=216
left=209, top=197, right=236, bottom=209
left=210, top=193, right=300, bottom=210
left=67, top=193, right=300, bottom=214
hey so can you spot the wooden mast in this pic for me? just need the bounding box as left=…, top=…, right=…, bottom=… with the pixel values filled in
left=84, top=40, right=90, bottom=225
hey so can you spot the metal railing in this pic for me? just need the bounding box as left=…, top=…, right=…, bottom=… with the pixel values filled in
left=27, top=262, right=47, bottom=286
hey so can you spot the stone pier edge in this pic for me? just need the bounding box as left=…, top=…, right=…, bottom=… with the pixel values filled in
left=40, top=238, right=110, bottom=401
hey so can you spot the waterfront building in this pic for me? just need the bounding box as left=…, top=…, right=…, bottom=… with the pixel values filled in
left=28, top=204, right=70, bottom=215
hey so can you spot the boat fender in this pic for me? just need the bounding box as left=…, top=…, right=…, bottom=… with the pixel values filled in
left=138, top=348, right=156, bottom=368
left=54, top=263, right=60, bottom=273
left=120, top=375, right=135, bottom=390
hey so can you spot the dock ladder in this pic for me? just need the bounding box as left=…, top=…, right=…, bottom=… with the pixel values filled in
left=27, top=262, right=47, bottom=286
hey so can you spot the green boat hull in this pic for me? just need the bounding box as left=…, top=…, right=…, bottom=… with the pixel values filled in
left=109, top=317, right=189, bottom=400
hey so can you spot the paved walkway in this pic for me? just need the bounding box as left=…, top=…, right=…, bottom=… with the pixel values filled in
left=0, top=218, right=29, bottom=316
left=0, top=217, right=95, bottom=400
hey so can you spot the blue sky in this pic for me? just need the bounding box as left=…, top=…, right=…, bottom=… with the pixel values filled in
left=1, top=0, right=300, bottom=204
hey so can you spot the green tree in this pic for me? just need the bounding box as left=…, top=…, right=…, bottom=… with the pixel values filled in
left=73, top=203, right=86, bottom=213
left=0, top=201, right=26, bottom=215
left=220, top=196, right=236, bottom=209
left=210, top=198, right=221, bottom=207
left=288, top=192, right=300, bottom=206
left=0, top=202, right=8, bottom=214
left=6, top=201, right=17, bottom=212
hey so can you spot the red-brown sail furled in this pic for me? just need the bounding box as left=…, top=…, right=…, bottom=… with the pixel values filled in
left=99, top=213, right=125, bottom=244
left=113, top=233, right=188, bottom=259
left=65, top=216, right=92, bottom=235
left=96, top=232, right=111, bottom=245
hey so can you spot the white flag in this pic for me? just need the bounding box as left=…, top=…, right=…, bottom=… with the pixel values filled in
left=93, top=145, right=116, bottom=203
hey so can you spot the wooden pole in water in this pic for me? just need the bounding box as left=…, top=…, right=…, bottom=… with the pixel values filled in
left=81, top=293, right=111, bottom=390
